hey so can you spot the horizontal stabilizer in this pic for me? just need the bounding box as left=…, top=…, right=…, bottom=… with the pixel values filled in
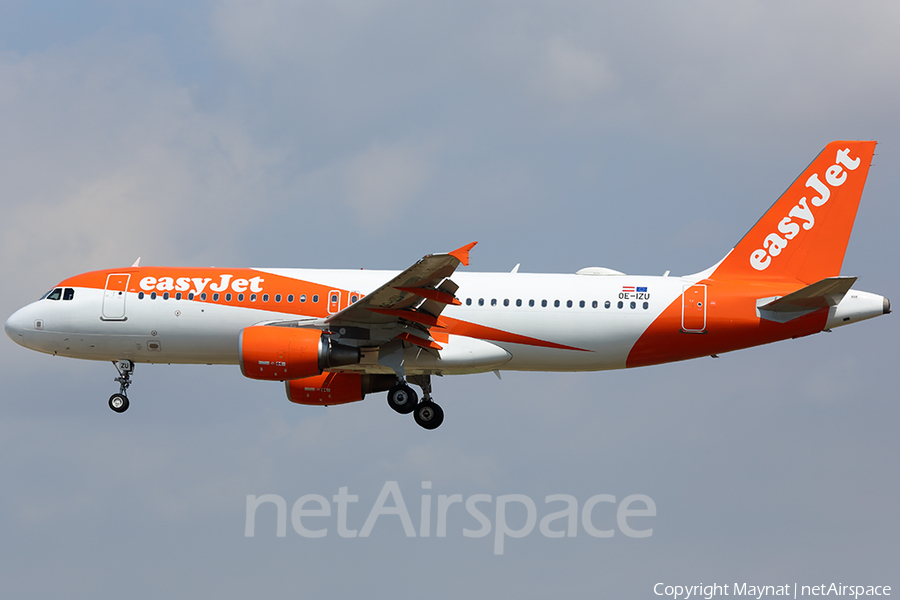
left=757, top=276, right=857, bottom=322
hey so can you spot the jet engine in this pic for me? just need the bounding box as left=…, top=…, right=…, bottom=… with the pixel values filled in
left=286, top=372, right=395, bottom=406
left=239, top=326, right=361, bottom=381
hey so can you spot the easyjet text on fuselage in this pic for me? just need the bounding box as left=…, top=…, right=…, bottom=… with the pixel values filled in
left=139, top=274, right=265, bottom=296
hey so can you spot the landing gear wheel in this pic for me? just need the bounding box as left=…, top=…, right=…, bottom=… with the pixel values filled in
left=108, top=393, right=129, bottom=413
left=414, top=401, right=444, bottom=430
left=387, top=383, right=418, bottom=414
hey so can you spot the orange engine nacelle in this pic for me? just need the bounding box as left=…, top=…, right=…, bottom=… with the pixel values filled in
left=239, top=326, right=361, bottom=381
left=286, top=372, right=396, bottom=406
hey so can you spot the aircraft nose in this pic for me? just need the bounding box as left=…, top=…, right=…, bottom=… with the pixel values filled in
left=5, top=306, right=31, bottom=346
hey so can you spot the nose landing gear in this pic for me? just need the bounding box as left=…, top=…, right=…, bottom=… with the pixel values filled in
left=108, top=360, right=134, bottom=413
left=387, top=375, right=444, bottom=430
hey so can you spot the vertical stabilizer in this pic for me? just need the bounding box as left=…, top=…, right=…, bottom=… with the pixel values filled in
left=711, top=141, right=876, bottom=284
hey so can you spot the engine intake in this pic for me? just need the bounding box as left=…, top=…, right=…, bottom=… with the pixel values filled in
left=239, top=326, right=360, bottom=381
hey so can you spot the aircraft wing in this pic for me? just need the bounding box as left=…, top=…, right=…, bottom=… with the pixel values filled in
left=323, top=242, right=477, bottom=349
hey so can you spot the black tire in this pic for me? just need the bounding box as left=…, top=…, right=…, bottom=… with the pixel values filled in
left=386, top=383, right=418, bottom=414
left=414, top=401, right=444, bottom=430
left=109, top=393, right=129, bottom=413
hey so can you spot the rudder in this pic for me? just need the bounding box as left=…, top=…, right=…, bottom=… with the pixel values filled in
left=711, top=140, right=876, bottom=284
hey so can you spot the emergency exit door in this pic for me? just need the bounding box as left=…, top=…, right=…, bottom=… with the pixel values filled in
left=328, top=290, right=342, bottom=314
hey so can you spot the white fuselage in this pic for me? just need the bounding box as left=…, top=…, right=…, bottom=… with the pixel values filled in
left=5, top=267, right=886, bottom=376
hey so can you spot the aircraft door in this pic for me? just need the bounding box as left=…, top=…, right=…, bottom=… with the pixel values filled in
left=102, top=274, right=130, bottom=321
left=328, top=290, right=342, bottom=314
left=681, top=284, right=707, bottom=333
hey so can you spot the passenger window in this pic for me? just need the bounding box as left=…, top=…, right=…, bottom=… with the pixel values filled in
left=579, top=300, right=585, bottom=308
left=312, top=295, right=319, bottom=303
left=554, top=300, right=560, bottom=308
left=643, top=301, right=649, bottom=310
left=250, top=294, right=257, bottom=302
left=605, top=300, right=611, bottom=309
left=176, top=292, right=182, bottom=300
left=238, top=293, right=245, bottom=302
left=164, top=292, right=170, bottom=300
left=226, top=293, right=232, bottom=301
left=528, top=299, right=534, bottom=307
left=592, top=300, right=598, bottom=308
left=138, top=292, right=145, bottom=300
left=275, top=294, right=282, bottom=303
left=466, top=298, right=472, bottom=306
left=566, top=300, right=573, bottom=308
left=541, top=300, right=547, bottom=307
left=491, top=299, right=497, bottom=306
left=630, top=301, right=636, bottom=309
left=516, top=299, right=522, bottom=307
left=263, top=294, right=270, bottom=302
left=188, top=293, right=195, bottom=300
left=300, top=294, right=307, bottom=303
left=503, top=299, right=509, bottom=307
left=478, top=298, right=484, bottom=306
left=63, top=288, right=75, bottom=300
left=47, top=288, right=62, bottom=301
left=617, top=301, right=623, bottom=309
left=288, top=294, right=294, bottom=303
left=152, top=292, right=159, bottom=300
left=212, top=293, right=219, bottom=301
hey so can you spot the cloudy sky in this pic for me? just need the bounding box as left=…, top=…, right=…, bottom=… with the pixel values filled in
left=2, top=1, right=898, bottom=597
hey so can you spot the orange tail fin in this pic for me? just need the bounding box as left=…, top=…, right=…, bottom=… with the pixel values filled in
left=711, top=140, right=876, bottom=284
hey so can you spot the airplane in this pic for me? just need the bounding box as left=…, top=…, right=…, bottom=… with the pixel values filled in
left=5, top=140, right=890, bottom=429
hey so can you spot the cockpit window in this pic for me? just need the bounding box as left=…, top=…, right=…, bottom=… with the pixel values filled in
left=45, top=288, right=63, bottom=301
left=63, top=288, right=75, bottom=301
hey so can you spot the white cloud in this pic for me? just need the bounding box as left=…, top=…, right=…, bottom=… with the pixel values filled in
left=211, top=0, right=401, bottom=71
left=0, top=39, right=282, bottom=299
left=534, top=38, right=617, bottom=104
left=343, top=142, right=436, bottom=225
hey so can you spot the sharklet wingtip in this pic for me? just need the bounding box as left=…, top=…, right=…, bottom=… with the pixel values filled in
left=448, top=242, right=478, bottom=266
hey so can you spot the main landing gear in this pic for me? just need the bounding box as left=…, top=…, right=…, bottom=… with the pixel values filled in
left=386, top=375, right=444, bottom=430
left=108, top=360, right=134, bottom=413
